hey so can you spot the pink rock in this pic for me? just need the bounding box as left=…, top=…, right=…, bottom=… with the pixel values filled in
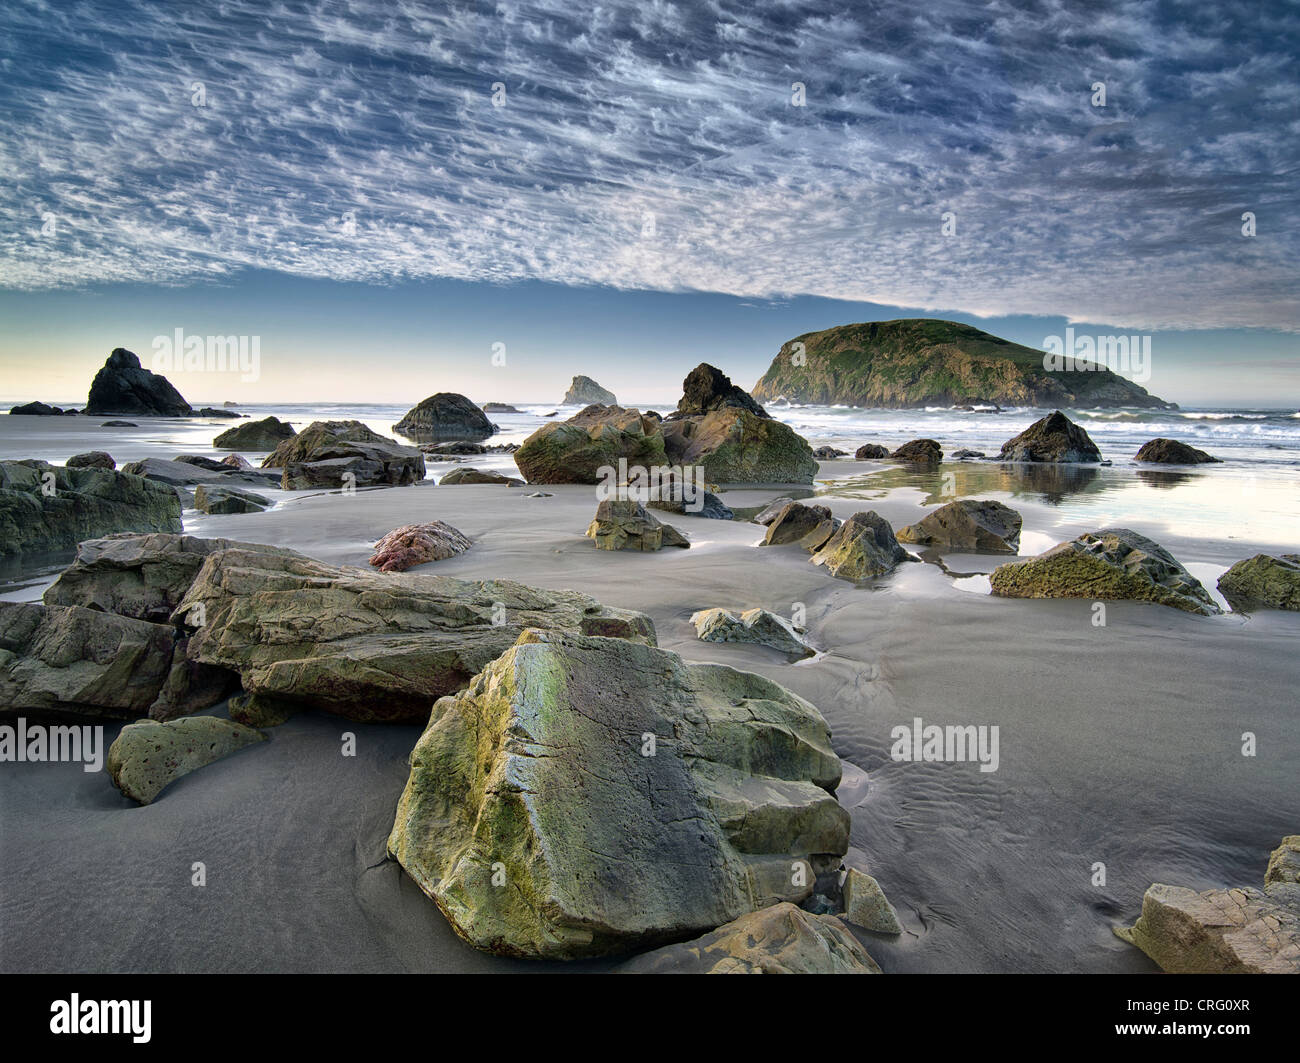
left=221, top=454, right=253, bottom=469
left=369, top=521, right=472, bottom=572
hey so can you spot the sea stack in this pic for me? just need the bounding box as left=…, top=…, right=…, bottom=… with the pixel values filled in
left=85, top=348, right=193, bottom=417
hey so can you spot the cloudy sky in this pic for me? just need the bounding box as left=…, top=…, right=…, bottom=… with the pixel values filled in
left=1, top=0, right=1297, bottom=405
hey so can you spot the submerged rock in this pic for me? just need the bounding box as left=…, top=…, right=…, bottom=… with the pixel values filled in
left=388, top=629, right=849, bottom=959
left=619, top=903, right=879, bottom=974
left=85, top=348, right=193, bottom=417
left=213, top=416, right=296, bottom=451
left=394, top=393, right=495, bottom=442
left=262, top=420, right=425, bottom=490
left=989, top=527, right=1219, bottom=614
left=841, top=869, right=903, bottom=934
left=809, top=511, right=913, bottom=581
left=1134, top=437, right=1220, bottom=464
left=1217, top=553, right=1300, bottom=611
left=890, top=439, right=942, bottom=463
left=1114, top=836, right=1300, bottom=974
left=586, top=499, right=689, bottom=551
left=66, top=451, right=115, bottom=470
left=0, top=460, right=182, bottom=557
left=762, top=501, right=838, bottom=551
left=896, top=499, right=1022, bottom=553
left=997, top=410, right=1102, bottom=463
left=107, top=716, right=267, bottom=805
left=691, top=607, right=814, bottom=657
left=562, top=375, right=617, bottom=406
left=369, top=521, right=472, bottom=572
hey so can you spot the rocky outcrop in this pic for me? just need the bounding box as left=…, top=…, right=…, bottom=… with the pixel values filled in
left=387, top=629, right=849, bottom=959
left=989, top=528, right=1219, bottom=614
left=891, top=439, right=942, bottom=463
left=1114, top=836, right=1299, bottom=974
left=394, top=393, right=495, bottom=442
left=261, top=420, right=425, bottom=490
left=691, top=607, right=814, bottom=657
left=855, top=444, right=890, bottom=459
left=174, top=545, right=655, bottom=723
left=107, top=716, right=267, bottom=805
left=752, top=319, right=1174, bottom=409
left=85, top=348, right=193, bottom=417
left=515, top=406, right=668, bottom=484
left=562, top=375, right=616, bottom=406
left=193, top=484, right=269, bottom=514
left=619, top=903, right=880, bottom=974
left=841, top=869, right=903, bottom=934
left=896, top=499, right=1022, bottom=553
left=1134, top=438, right=1220, bottom=464
left=586, top=499, right=689, bottom=551
left=213, top=416, right=296, bottom=451
left=660, top=407, right=816, bottom=483
left=1217, top=554, right=1300, bottom=611
left=9, top=402, right=68, bottom=416
left=997, top=410, right=1102, bottom=463
left=438, top=467, right=524, bottom=486
left=669, top=363, right=770, bottom=420
left=762, top=501, right=838, bottom=551
left=369, top=522, right=472, bottom=572
left=0, top=460, right=182, bottom=557
left=810, top=511, right=913, bottom=581
left=66, top=451, right=115, bottom=470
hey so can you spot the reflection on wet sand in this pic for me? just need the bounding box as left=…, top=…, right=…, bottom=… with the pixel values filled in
left=825, top=461, right=1103, bottom=505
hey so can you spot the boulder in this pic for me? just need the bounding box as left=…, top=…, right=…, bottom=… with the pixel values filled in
left=174, top=454, right=232, bottom=472
left=220, top=454, right=253, bottom=470
left=394, top=393, right=495, bottom=442
left=84, top=348, right=193, bottom=417
left=661, top=407, right=816, bottom=484
left=481, top=403, right=520, bottom=413
left=952, top=448, right=986, bottom=459
left=193, top=484, right=269, bottom=514
left=66, top=451, right=115, bottom=470
left=762, top=501, right=838, bottom=551
left=752, top=497, right=797, bottom=525
left=100, top=420, right=137, bottom=427
left=586, top=499, right=689, bottom=551
left=422, top=440, right=486, bottom=455
left=1134, top=438, right=1220, bottom=464
left=213, top=416, right=296, bottom=451
left=854, top=444, right=890, bottom=459
left=261, top=420, right=425, bottom=490
left=174, top=546, right=656, bottom=723
left=194, top=407, right=240, bottom=419
left=896, top=499, right=1022, bottom=553
left=997, top=410, right=1101, bottom=463
left=438, top=467, right=524, bottom=486
left=989, top=528, right=1219, bottom=614
left=369, top=522, right=472, bottom=572
left=9, top=401, right=64, bottom=416
left=1217, top=554, right=1300, bottom=611
left=107, top=716, right=267, bottom=805
left=814, top=446, right=847, bottom=459
left=810, top=511, right=913, bottom=581
left=619, top=903, right=880, bottom=974
left=691, top=607, right=814, bottom=657
left=668, top=363, right=770, bottom=420
left=1114, top=836, right=1300, bottom=974
left=0, top=460, right=182, bottom=557
left=562, top=375, right=616, bottom=406
left=841, top=869, right=903, bottom=934
left=515, top=406, right=667, bottom=484
left=890, top=438, right=942, bottom=463
left=644, top=480, right=733, bottom=520
left=387, top=629, right=850, bottom=959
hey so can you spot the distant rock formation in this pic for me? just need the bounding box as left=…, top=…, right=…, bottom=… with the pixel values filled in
left=85, top=348, right=193, bottom=417
left=394, top=393, right=495, bottom=442
left=998, top=410, right=1102, bottom=463
left=9, top=401, right=76, bottom=416
left=563, top=375, right=617, bottom=405
left=753, top=319, right=1174, bottom=409
left=669, top=363, right=769, bottom=420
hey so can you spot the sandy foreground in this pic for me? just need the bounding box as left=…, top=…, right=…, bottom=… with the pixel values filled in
left=1, top=418, right=1297, bottom=973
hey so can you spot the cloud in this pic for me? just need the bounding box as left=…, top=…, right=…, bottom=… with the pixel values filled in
left=0, top=0, right=1296, bottom=331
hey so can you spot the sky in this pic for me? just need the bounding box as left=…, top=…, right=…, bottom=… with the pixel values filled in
left=1, top=0, right=1297, bottom=406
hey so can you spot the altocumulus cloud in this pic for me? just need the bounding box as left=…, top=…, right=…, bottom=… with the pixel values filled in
left=0, top=0, right=1296, bottom=330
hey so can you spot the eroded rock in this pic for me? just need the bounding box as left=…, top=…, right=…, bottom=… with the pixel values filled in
left=369, top=521, right=472, bottom=572
left=107, top=716, right=267, bottom=805
left=586, top=499, right=689, bottom=551
left=896, top=499, right=1022, bottom=553
left=809, top=511, right=913, bottom=581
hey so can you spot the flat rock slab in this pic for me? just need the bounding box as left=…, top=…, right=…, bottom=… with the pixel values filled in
left=388, top=629, right=849, bottom=959
left=619, top=902, right=880, bottom=973
left=107, top=716, right=267, bottom=805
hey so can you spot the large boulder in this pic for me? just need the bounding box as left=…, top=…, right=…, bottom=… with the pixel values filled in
left=619, top=903, right=880, bottom=974
left=369, top=522, right=472, bottom=572
left=0, top=460, right=182, bottom=557
left=586, top=499, right=689, bottom=551
left=762, top=501, right=838, bottom=551
left=107, top=716, right=267, bottom=805
left=261, top=420, right=425, bottom=490
left=1217, top=554, right=1300, bottom=611
left=989, top=528, right=1219, bottom=614
left=669, top=363, right=770, bottom=420
left=691, top=607, right=814, bottom=658
left=1134, top=437, right=1220, bottom=464
left=890, top=439, right=942, bottom=463
left=562, top=375, right=617, bottom=406
left=66, top=451, right=115, bottom=470
left=394, top=393, right=495, bottom=442
left=174, top=546, right=656, bottom=723
left=213, top=416, right=296, bottom=451
left=85, top=348, right=193, bottom=417
left=854, top=443, right=890, bottom=459
left=809, top=511, right=913, bottom=581
left=1114, top=836, right=1299, bottom=974
left=661, top=407, right=816, bottom=484
left=997, top=410, right=1102, bottom=463
left=896, top=499, right=1022, bottom=553
left=515, top=406, right=667, bottom=485
left=387, top=629, right=850, bottom=959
